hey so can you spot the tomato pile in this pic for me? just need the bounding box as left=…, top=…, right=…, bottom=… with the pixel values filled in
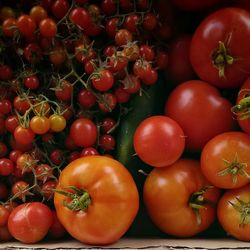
left=1, top=0, right=250, bottom=246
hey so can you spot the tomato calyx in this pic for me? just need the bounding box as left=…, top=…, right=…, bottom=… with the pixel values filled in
left=217, top=153, right=250, bottom=184
left=189, top=186, right=214, bottom=225
left=211, top=40, right=234, bottom=78
left=231, top=90, right=250, bottom=120
left=229, top=198, right=250, bottom=225
left=55, top=186, right=91, bottom=211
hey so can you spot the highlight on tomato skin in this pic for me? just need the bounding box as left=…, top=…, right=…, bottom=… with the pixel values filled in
left=54, top=155, right=140, bottom=245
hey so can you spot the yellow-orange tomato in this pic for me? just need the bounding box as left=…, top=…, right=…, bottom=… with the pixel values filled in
left=49, top=114, right=66, bottom=132
left=54, top=156, right=139, bottom=245
left=30, top=116, right=50, bottom=135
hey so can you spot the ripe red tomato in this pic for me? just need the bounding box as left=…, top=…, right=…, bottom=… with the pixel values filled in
left=54, top=155, right=139, bottom=245
left=143, top=159, right=221, bottom=237
left=201, top=132, right=250, bottom=189
left=232, top=77, right=250, bottom=134
left=0, top=158, right=14, bottom=176
left=39, top=18, right=57, bottom=38
left=115, top=29, right=133, bottom=46
left=70, top=118, right=97, bottom=147
left=91, top=69, right=114, bottom=92
left=134, top=116, right=185, bottom=167
left=23, top=74, right=40, bottom=89
left=77, top=89, right=96, bottom=108
left=55, top=80, right=73, bottom=101
left=217, top=184, right=250, bottom=241
left=165, top=80, right=237, bottom=152
left=52, top=0, right=69, bottom=19
left=69, top=7, right=91, bottom=30
left=14, top=126, right=35, bottom=145
left=17, top=15, right=36, bottom=38
left=2, top=18, right=17, bottom=37
left=190, top=8, right=250, bottom=88
left=8, top=202, right=53, bottom=243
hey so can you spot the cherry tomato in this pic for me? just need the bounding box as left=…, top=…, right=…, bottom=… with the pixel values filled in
left=52, top=0, right=70, bottom=19
left=70, top=118, right=97, bottom=147
left=165, top=80, right=237, bottom=152
left=5, top=115, right=19, bottom=134
left=35, top=164, right=53, bottom=183
left=2, top=18, right=17, bottom=37
left=54, top=155, right=139, bottom=245
left=143, top=159, right=221, bottom=237
left=217, top=184, right=250, bottom=241
left=98, top=93, right=117, bottom=113
left=29, top=5, right=48, bottom=24
left=30, top=116, right=50, bottom=135
left=77, top=89, right=96, bottom=108
left=134, top=116, right=185, bottom=167
left=0, top=205, right=10, bottom=227
left=39, top=18, right=57, bottom=38
left=115, top=29, right=132, bottom=46
left=0, top=99, right=12, bottom=115
left=50, top=149, right=64, bottom=165
left=24, top=74, right=40, bottom=89
left=14, top=126, right=35, bottom=145
left=69, top=7, right=91, bottom=30
left=0, top=158, right=14, bottom=176
left=201, top=132, right=250, bottom=189
left=91, top=69, right=114, bottom=92
left=80, top=147, right=99, bottom=157
left=49, top=114, right=66, bottom=132
left=55, top=80, right=73, bottom=101
left=23, top=43, right=42, bottom=64
left=99, top=134, right=115, bottom=151
left=17, top=15, right=36, bottom=38
left=8, top=202, right=53, bottom=243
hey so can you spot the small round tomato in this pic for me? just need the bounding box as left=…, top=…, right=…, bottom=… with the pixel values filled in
left=35, top=164, right=53, bottom=183
left=142, top=13, right=158, bottom=31
left=2, top=18, right=17, bottom=37
left=69, top=7, right=91, bottom=30
left=80, top=147, right=99, bottom=157
left=30, top=116, right=50, bottom=135
left=41, top=180, right=57, bottom=200
left=0, top=99, right=12, bottom=115
left=55, top=80, right=73, bottom=101
left=17, top=15, right=36, bottom=38
left=49, top=45, right=67, bottom=65
left=91, top=69, right=114, bottom=92
left=70, top=118, right=97, bottom=147
left=11, top=181, right=31, bottom=201
left=24, top=74, right=40, bottom=89
left=39, top=18, right=57, bottom=38
left=54, top=155, right=139, bottom=245
left=101, top=117, right=116, bottom=133
left=49, top=114, right=66, bottom=132
left=99, top=134, right=115, bottom=151
left=50, top=149, right=64, bottom=165
left=134, top=116, right=185, bottom=167
left=0, top=158, right=14, bottom=176
left=77, top=89, right=96, bottom=108
left=5, top=115, right=19, bottom=133
left=14, top=126, right=35, bottom=145
left=98, top=93, right=117, bottom=113
left=24, top=43, right=43, bottom=64
left=16, top=153, right=36, bottom=173
left=201, top=132, right=250, bottom=189
left=217, top=184, right=250, bottom=241
left=29, top=5, right=48, bottom=24
left=52, top=0, right=70, bottom=19
left=13, top=96, right=30, bottom=115
left=143, top=159, right=221, bottom=237
left=115, top=29, right=133, bottom=46
left=8, top=202, right=53, bottom=243
left=0, top=142, right=7, bottom=158
left=101, top=0, right=116, bottom=15
left=0, top=205, right=10, bottom=226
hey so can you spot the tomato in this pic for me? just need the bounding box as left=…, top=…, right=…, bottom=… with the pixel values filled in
left=115, top=29, right=133, bottom=46
left=133, top=59, right=152, bottom=79
left=139, top=45, right=155, bottom=61
left=166, top=34, right=195, bottom=84
left=48, top=211, right=66, bottom=239
left=201, top=132, right=250, bottom=189
left=41, top=180, right=57, bottom=200
left=91, top=69, right=114, bottom=92
left=29, top=5, right=48, bottom=24
left=142, top=13, right=158, bottom=31
left=98, top=93, right=117, bottom=112
left=134, top=116, right=185, bottom=167
left=16, top=153, right=37, bottom=173
left=9, top=149, right=22, bottom=163
left=35, top=164, right=53, bottom=183
left=0, top=142, right=7, bottom=158
left=13, top=96, right=30, bottom=115
left=11, top=181, right=31, bottom=201
left=55, top=80, right=73, bottom=101
left=54, top=155, right=139, bottom=245
left=190, top=8, right=250, bottom=89
left=142, top=69, right=158, bottom=85
left=171, top=0, right=220, bottom=11
left=165, top=80, right=237, bottom=152
left=0, top=158, right=14, bottom=176
left=0, top=226, right=12, bottom=241
left=114, top=86, right=130, bottom=103
left=23, top=74, right=40, bottom=89
left=143, top=159, right=221, bottom=237
left=101, top=0, right=117, bottom=15
left=23, top=44, right=42, bottom=64
left=80, top=147, right=99, bottom=157
left=217, top=184, right=250, bottom=241
left=232, top=77, right=250, bottom=134
left=0, top=99, right=12, bottom=115
left=14, top=126, right=35, bottom=145
left=124, top=14, right=140, bottom=33
left=99, top=134, right=115, bottom=151
left=0, top=7, right=15, bottom=22
left=50, top=149, right=64, bottom=165
left=122, top=74, right=141, bottom=94
left=8, top=202, right=53, bottom=243
left=49, top=45, right=67, bottom=65
left=101, top=117, right=116, bottom=133
left=105, top=18, right=119, bottom=38
left=69, top=7, right=91, bottom=30
left=107, top=55, right=128, bottom=73
left=30, top=115, right=50, bottom=135
left=0, top=205, right=10, bottom=227
left=70, top=118, right=97, bottom=147
left=17, top=15, right=36, bottom=38
left=39, top=18, right=57, bottom=38
left=156, top=51, right=168, bottom=70
left=49, top=114, right=66, bottom=132
left=0, top=65, right=13, bottom=81
left=77, top=89, right=96, bottom=108
left=52, top=0, right=70, bottom=19
left=2, top=18, right=17, bottom=37
left=33, top=101, right=50, bottom=116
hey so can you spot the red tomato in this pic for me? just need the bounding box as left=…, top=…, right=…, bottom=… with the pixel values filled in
left=217, top=184, right=250, bottom=241
left=133, top=116, right=185, bottom=167
left=8, top=202, right=53, bottom=243
left=17, top=15, right=36, bottom=38
left=2, top=18, right=17, bottom=37
left=77, top=89, right=96, bottom=108
left=143, top=159, right=221, bottom=237
left=14, top=126, right=35, bottom=145
left=232, top=77, right=250, bottom=134
left=55, top=80, right=73, bottom=101
left=5, top=115, right=19, bottom=133
left=201, top=132, right=250, bottom=189
left=29, top=5, right=48, bottom=24
left=23, top=43, right=42, bottom=64
left=166, top=34, right=195, bottom=84
left=91, top=69, right=114, bottom=92
left=23, top=74, right=40, bottom=89
left=54, top=155, right=139, bottom=245
left=52, top=0, right=69, bottom=19
left=165, top=80, right=237, bottom=152
left=69, top=7, right=91, bottom=30
left=190, top=8, right=250, bottom=88
left=70, top=118, right=97, bottom=147
left=115, top=29, right=132, bottom=46
left=0, top=158, right=14, bottom=176
left=39, top=18, right=57, bottom=38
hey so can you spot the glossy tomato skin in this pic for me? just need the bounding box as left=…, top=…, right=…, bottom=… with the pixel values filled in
left=8, top=202, right=53, bottom=243
left=143, top=159, right=221, bottom=237
left=201, top=132, right=250, bottom=189
left=190, top=8, right=250, bottom=88
left=54, top=156, right=139, bottom=245
left=165, top=80, right=236, bottom=152
left=217, top=184, right=250, bottom=241
left=133, top=116, right=185, bottom=167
